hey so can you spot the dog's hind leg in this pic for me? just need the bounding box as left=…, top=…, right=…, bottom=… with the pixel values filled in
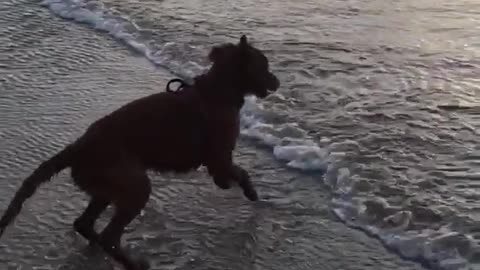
left=96, top=168, right=151, bottom=270
left=74, top=196, right=109, bottom=244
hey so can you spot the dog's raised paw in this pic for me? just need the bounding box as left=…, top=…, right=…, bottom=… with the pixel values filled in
left=244, top=188, right=259, bottom=201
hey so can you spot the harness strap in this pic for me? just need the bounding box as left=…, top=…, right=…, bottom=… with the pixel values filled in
left=166, top=78, right=190, bottom=93
left=166, top=77, right=210, bottom=159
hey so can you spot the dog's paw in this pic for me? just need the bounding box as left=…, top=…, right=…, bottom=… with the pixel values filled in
left=214, top=178, right=231, bottom=189
left=243, top=187, right=259, bottom=201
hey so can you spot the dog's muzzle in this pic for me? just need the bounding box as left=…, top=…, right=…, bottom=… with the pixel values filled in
left=264, top=73, right=280, bottom=96
left=268, top=73, right=280, bottom=91
left=254, top=73, right=280, bottom=98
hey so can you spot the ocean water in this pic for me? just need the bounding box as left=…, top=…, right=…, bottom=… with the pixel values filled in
left=1, top=0, right=479, bottom=269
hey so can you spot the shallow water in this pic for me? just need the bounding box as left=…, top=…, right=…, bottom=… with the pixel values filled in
left=1, top=0, right=479, bottom=269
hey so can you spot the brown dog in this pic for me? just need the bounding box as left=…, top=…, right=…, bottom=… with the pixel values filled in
left=0, top=35, right=279, bottom=270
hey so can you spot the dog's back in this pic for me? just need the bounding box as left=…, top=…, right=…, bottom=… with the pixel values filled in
left=73, top=89, right=208, bottom=173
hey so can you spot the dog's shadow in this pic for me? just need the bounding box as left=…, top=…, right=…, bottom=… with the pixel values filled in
left=55, top=216, right=162, bottom=270
left=58, top=244, right=146, bottom=270
left=55, top=238, right=114, bottom=270
left=54, top=226, right=147, bottom=270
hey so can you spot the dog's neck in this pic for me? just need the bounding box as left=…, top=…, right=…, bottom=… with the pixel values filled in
left=193, top=72, right=245, bottom=111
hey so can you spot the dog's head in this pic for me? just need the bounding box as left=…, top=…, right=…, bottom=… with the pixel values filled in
left=208, top=35, right=280, bottom=99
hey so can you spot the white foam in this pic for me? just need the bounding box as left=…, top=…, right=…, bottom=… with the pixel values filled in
left=40, top=0, right=208, bottom=80
left=40, top=1, right=478, bottom=269
left=333, top=198, right=477, bottom=270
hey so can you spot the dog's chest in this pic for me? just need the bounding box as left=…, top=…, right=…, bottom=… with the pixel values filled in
left=114, top=92, right=240, bottom=172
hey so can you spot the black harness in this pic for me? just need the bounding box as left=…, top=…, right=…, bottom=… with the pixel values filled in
left=166, top=78, right=191, bottom=93
left=165, top=78, right=209, bottom=162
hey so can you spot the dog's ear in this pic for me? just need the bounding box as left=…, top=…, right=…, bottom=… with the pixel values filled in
left=238, top=35, right=250, bottom=62
left=239, top=35, right=248, bottom=47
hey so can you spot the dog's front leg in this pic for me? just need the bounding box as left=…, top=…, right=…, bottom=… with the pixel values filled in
left=206, top=158, right=259, bottom=201
left=205, top=112, right=258, bottom=201
left=231, top=164, right=259, bottom=201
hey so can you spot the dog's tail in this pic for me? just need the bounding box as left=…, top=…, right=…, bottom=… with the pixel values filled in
left=0, top=143, right=76, bottom=239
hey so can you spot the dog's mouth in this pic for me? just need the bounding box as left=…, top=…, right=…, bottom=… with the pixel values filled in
left=255, top=87, right=275, bottom=98
left=251, top=73, right=280, bottom=98
left=265, top=74, right=280, bottom=94
left=266, top=87, right=277, bottom=95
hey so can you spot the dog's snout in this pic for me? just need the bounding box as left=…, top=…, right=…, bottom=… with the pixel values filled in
left=269, top=73, right=280, bottom=90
